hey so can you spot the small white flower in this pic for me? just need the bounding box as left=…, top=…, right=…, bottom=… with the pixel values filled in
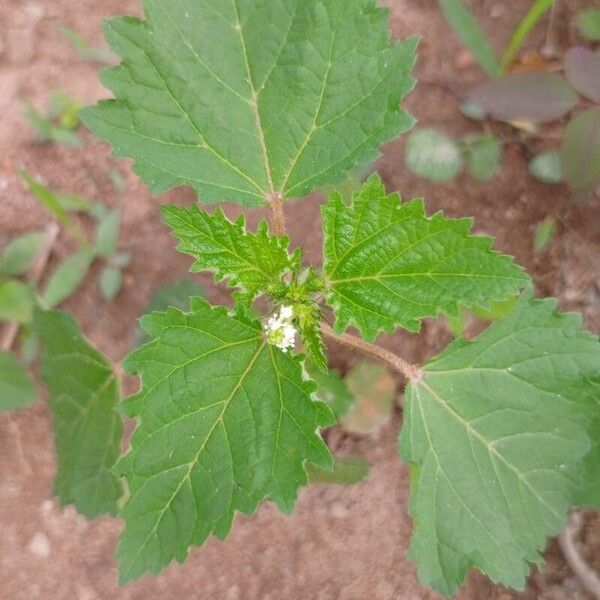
left=264, top=306, right=297, bottom=352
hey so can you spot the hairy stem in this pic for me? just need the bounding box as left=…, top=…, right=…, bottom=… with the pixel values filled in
left=266, top=192, right=286, bottom=237
left=321, top=323, right=422, bottom=382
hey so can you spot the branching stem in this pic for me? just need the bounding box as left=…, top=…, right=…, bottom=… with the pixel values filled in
left=321, top=323, right=422, bottom=382
left=266, top=198, right=422, bottom=381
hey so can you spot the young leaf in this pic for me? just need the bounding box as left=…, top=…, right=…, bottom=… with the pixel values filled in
left=405, top=129, right=462, bottom=183
left=41, top=248, right=96, bottom=309
left=162, top=205, right=297, bottom=305
left=0, top=232, right=46, bottom=277
left=437, top=0, right=499, bottom=76
left=35, top=310, right=123, bottom=518
left=561, top=108, right=600, bottom=203
left=80, top=0, right=416, bottom=206
left=0, top=280, right=34, bottom=324
left=399, top=291, right=600, bottom=596
left=529, top=150, right=563, bottom=183
left=464, top=134, right=501, bottom=182
left=323, top=175, right=530, bottom=340
left=565, top=47, right=600, bottom=104
left=307, top=362, right=355, bottom=420
left=469, top=73, right=578, bottom=124
left=95, top=210, right=121, bottom=258
left=577, top=8, right=600, bottom=41
left=0, top=351, right=36, bottom=411
left=294, top=302, right=327, bottom=371
left=307, top=456, right=371, bottom=486
left=99, top=266, right=123, bottom=301
left=117, top=297, right=334, bottom=582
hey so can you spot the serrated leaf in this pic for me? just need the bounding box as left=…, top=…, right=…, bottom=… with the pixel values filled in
left=464, top=134, right=501, bottom=182
left=307, top=456, right=370, bottom=485
left=565, top=47, right=600, bottom=104
left=99, top=266, right=123, bottom=301
left=323, top=175, right=530, bottom=340
left=529, top=150, right=563, bottom=184
left=95, top=210, right=121, bottom=258
left=0, top=232, right=46, bottom=277
left=81, top=0, right=416, bottom=206
left=295, top=302, right=327, bottom=371
left=561, top=107, right=600, bottom=203
left=399, top=291, right=600, bottom=596
left=41, top=248, right=96, bottom=309
left=469, top=73, right=578, bottom=124
left=577, top=8, right=600, bottom=41
left=341, top=361, right=395, bottom=434
left=437, top=0, right=499, bottom=77
left=0, top=351, right=36, bottom=411
left=117, top=297, right=334, bottom=582
left=405, top=129, right=462, bottom=183
left=0, top=280, right=34, bottom=324
left=35, top=310, right=123, bottom=518
left=307, top=362, right=355, bottom=420
left=162, top=205, right=297, bottom=305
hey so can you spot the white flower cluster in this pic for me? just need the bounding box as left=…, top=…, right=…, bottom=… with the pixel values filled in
left=264, top=305, right=297, bottom=352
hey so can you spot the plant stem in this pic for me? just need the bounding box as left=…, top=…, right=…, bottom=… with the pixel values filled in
left=266, top=192, right=286, bottom=237
left=321, top=323, right=422, bottom=382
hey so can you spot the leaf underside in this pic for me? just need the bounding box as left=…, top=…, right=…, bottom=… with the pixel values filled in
left=117, top=297, right=333, bottom=582
left=35, top=310, right=123, bottom=518
left=323, top=175, right=530, bottom=340
left=399, top=291, right=600, bottom=596
left=162, top=204, right=297, bottom=304
left=80, top=0, right=416, bottom=206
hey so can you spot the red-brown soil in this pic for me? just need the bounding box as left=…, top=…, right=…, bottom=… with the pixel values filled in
left=1, top=1, right=599, bottom=599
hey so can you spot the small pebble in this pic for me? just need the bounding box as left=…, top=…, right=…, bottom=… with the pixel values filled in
left=28, top=532, right=51, bottom=558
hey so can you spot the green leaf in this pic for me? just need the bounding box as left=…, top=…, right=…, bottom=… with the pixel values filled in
left=0, top=280, right=34, bottom=324
left=577, top=8, right=600, bottom=41
left=35, top=309, right=123, bottom=518
left=117, top=297, right=334, bottom=582
left=341, top=361, right=395, bottom=434
left=294, top=302, right=327, bottom=371
left=99, top=266, right=123, bottom=301
left=0, top=351, right=36, bottom=411
left=534, top=218, right=556, bottom=254
left=0, top=232, right=46, bottom=277
left=95, top=210, right=121, bottom=257
left=405, top=129, right=462, bottom=183
left=81, top=0, right=416, bottom=206
left=399, top=291, right=600, bottom=596
left=529, top=150, right=563, bottom=184
left=469, top=73, right=578, bottom=124
left=561, top=108, right=600, bottom=203
left=499, top=0, right=554, bottom=73
left=307, top=362, right=355, bottom=420
left=41, top=248, right=96, bottom=309
left=464, top=134, right=502, bottom=182
left=162, top=205, right=298, bottom=305
left=323, top=175, right=530, bottom=340
left=307, top=456, right=370, bottom=485
left=437, top=0, right=499, bottom=76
